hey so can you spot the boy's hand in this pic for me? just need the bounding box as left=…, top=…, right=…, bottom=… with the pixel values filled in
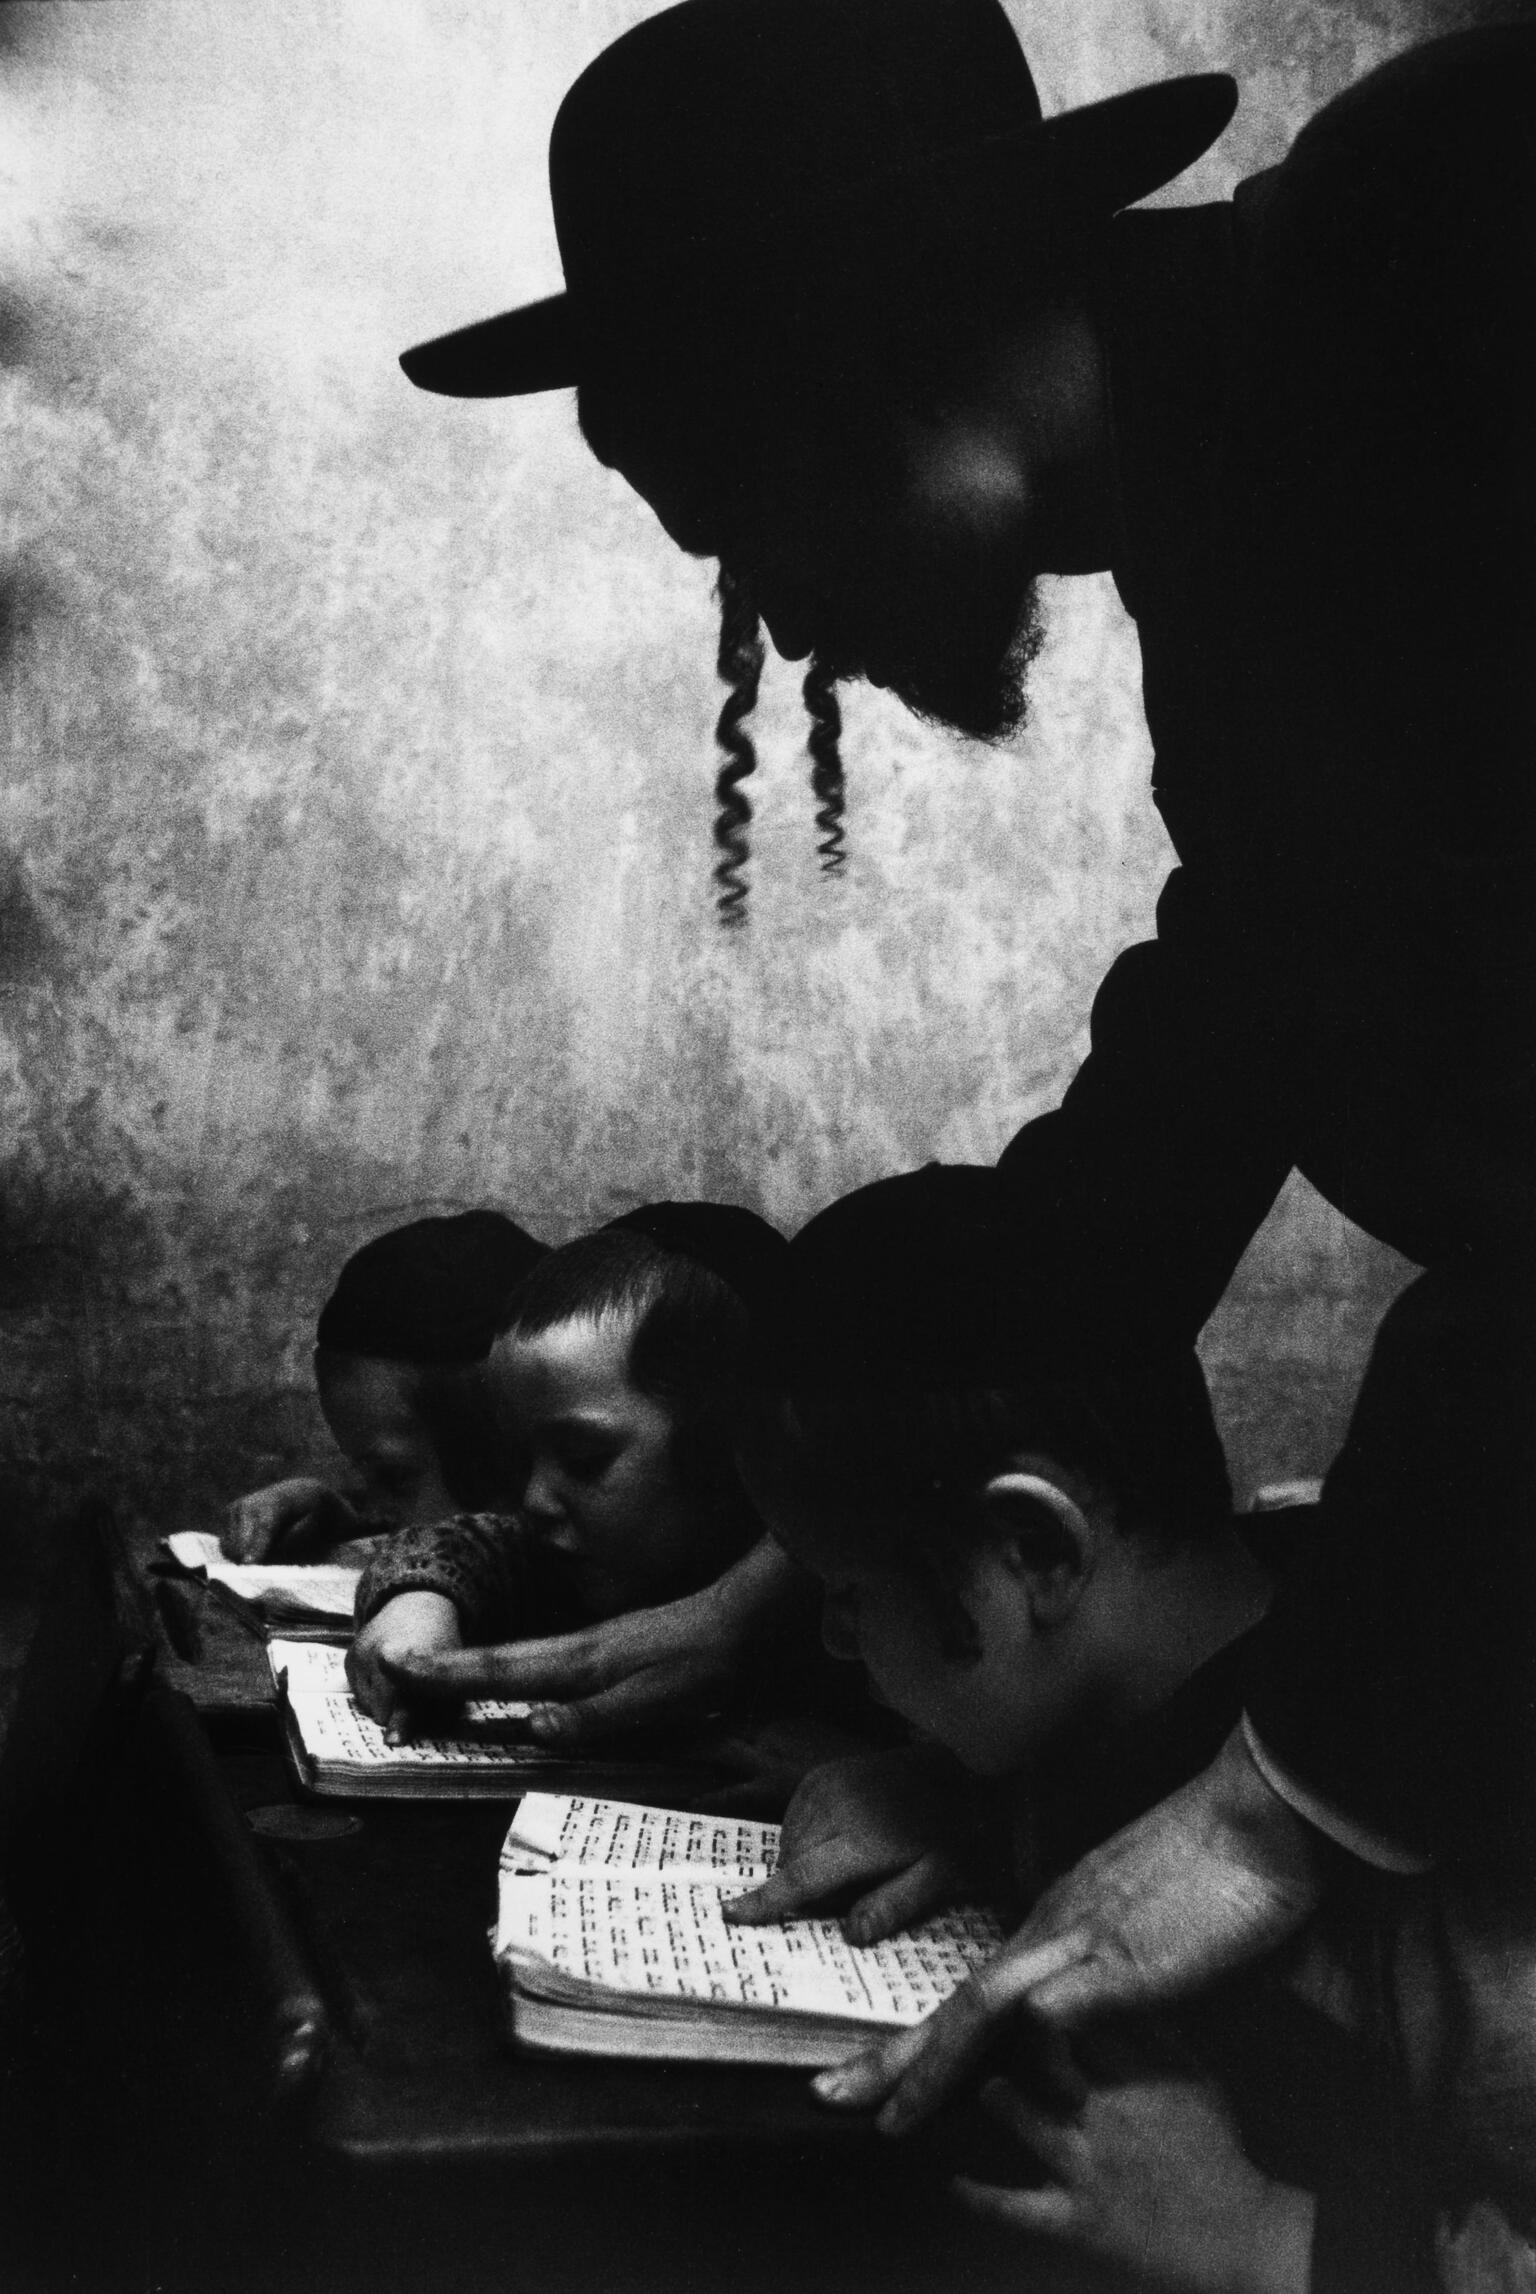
left=722, top=1747, right=978, bottom=1941
left=347, top=1591, right=463, bottom=1743
left=816, top=1726, right=1324, bottom=2130
left=695, top=1718, right=877, bottom=1819
left=222, top=1477, right=359, bottom=1563
left=956, top=2040, right=1315, bottom=2294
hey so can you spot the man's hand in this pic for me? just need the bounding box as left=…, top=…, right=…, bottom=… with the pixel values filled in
left=956, top=2040, right=1316, bottom=2294
left=222, top=1477, right=359, bottom=1563
left=816, top=1725, right=1325, bottom=2132
left=377, top=1580, right=749, bottom=1747
left=347, top=1590, right=463, bottom=1743
left=379, top=1536, right=805, bottom=1745
left=722, top=1747, right=981, bottom=1942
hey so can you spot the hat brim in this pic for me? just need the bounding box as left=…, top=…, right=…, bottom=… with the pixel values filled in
left=400, top=71, right=1236, bottom=399
left=400, top=293, right=579, bottom=398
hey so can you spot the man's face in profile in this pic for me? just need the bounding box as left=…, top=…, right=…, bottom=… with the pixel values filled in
left=600, top=384, right=1048, bottom=744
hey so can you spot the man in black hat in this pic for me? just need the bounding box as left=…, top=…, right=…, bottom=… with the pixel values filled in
left=398, top=0, right=1536, bottom=2177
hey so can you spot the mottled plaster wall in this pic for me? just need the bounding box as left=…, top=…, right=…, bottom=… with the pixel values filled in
left=0, top=0, right=1506, bottom=1531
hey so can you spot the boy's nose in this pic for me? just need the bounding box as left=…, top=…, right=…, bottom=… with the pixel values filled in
left=521, top=1462, right=566, bottom=1526
left=820, top=1590, right=861, bottom=1663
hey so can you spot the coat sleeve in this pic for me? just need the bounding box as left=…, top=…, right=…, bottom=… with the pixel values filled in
left=354, top=1512, right=536, bottom=1641
left=997, top=862, right=1296, bottom=1348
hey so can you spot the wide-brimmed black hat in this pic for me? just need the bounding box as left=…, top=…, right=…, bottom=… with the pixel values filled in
left=401, top=0, right=1236, bottom=399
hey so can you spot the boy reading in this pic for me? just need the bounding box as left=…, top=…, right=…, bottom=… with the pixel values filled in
left=728, top=1164, right=1438, bottom=2294
left=222, top=1209, right=546, bottom=1562
left=348, top=1202, right=812, bottom=1749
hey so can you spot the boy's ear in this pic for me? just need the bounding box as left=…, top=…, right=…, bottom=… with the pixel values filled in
left=978, top=1471, right=1096, bottom=1629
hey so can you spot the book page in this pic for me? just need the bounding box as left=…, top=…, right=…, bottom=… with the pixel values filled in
left=502, top=1792, right=778, bottom=1878
left=497, top=1873, right=1001, bottom=2025
left=269, top=1639, right=534, bottom=1728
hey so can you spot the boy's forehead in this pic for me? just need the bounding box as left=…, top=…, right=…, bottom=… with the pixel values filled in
left=494, top=1308, right=639, bottom=1400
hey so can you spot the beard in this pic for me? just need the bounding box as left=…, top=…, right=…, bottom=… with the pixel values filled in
left=813, top=576, right=1048, bottom=744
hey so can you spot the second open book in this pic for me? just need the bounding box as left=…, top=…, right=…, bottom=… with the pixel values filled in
left=268, top=1642, right=720, bottom=1803
left=495, top=1792, right=1004, bottom=2067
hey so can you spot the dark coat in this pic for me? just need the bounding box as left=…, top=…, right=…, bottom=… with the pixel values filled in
left=999, top=27, right=1536, bottom=1337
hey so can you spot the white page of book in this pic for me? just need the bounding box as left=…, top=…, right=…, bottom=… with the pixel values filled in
left=269, top=1638, right=535, bottom=1729
left=503, top=1792, right=779, bottom=1878
left=497, top=1872, right=1001, bottom=2024
left=167, top=1532, right=362, bottom=1621
left=269, top=1639, right=351, bottom=1691
left=291, top=1691, right=556, bottom=1771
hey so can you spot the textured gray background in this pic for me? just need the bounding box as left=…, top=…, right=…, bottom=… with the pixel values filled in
left=0, top=0, right=1512, bottom=1533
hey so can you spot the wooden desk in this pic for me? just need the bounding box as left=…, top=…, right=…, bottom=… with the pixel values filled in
left=155, top=1687, right=866, bottom=2159
left=114, top=1684, right=1038, bottom=2294
left=91, top=1527, right=1046, bottom=2293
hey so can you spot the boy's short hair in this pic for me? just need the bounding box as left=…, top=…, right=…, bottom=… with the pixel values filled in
left=313, top=1209, right=547, bottom=1511
left=750, top=1164, right=1231, bottom=1568
left=498, top=1203, right=787, bottom=1525
left=316, top=1209, right=546, bottom=1363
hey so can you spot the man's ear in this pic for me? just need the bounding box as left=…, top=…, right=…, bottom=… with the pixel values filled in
left=978, top=1471, right=1096, bottom=1629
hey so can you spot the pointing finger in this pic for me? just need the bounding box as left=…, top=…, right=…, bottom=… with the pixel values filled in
left=723, top=1838, right=871, bottom=1926
left=721, top=1866, right=824, bottom=1926
left=384, top=1631, right=602, bottom=1701
left=809, top=1928, right=1092, bottom=2133
left=875, top=1976, right=1001, bottom=2135
left=525, top=1659, right=709, bottom=1745
left=873, top=1934, right=1096, bottom=2135
left=351, top=1663, right=415, bottom=1741
left=1019, top=1947, right=1130, bottom=2034
left=843, top=1854, right=955, bottom=1945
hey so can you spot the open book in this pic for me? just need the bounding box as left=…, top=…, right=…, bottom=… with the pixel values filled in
left=164, top=1530, right=367, bottom=1631
left=495, top=1792, right=1005, bottom=2066
left=270, top=1643, right=722, bottom=1803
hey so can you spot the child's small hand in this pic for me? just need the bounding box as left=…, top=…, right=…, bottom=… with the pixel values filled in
left=696, top=1718, right=883, bottom=1818
left=347, top=1591, right=463, bottom=1743
left=722, top=1746, right=978, bottom=1940
left=955, top=2040, right=1315, bottom=2294
left=222, top=1478, right=358, bottom=1563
